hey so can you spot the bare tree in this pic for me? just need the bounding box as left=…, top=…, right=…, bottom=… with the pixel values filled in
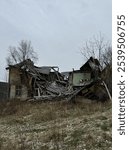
left=6, top=40, right=38, bottom=65
left=81, top=33, right=111, bottom=69
left=102, top=46, right=112, bottom=67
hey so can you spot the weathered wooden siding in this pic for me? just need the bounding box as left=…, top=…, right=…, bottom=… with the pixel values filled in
left=10, top=85, right=15, bottom=99
left=21, top=85, right=28, bottom=100
left=9, top=68, right=21, bottom=84
left=9, top=68, right=28, bottom=100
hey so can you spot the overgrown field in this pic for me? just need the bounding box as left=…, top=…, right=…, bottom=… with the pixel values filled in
left=0, top=99, right=112, bottom=150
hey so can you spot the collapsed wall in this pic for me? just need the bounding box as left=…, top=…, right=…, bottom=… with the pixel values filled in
left=6, top=58, right=111, bottom=102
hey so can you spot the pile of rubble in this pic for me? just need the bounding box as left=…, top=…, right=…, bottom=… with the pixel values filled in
left=7, top=58, right=112, bottom=102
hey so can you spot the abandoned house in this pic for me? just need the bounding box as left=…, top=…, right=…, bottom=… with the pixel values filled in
left=62, top=57, right=111, bottom=101
left=68, top=57, right=101, bottom=87
left=6, top=57, right=111, bottom=101
left=6, top=59, right=67, bottom=100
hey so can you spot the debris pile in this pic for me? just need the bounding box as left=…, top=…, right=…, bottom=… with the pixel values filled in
left=6, top=58, right=112, bottom=101
left=7, top=59, right=73, bottom=100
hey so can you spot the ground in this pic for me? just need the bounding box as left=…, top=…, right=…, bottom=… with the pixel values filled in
left=0, top=99, right=112, bottom=150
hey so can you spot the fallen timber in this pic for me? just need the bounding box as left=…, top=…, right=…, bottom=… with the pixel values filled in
left=6, top=59, right=111, bottom=102
left=30, top=79, right=110, bottom=102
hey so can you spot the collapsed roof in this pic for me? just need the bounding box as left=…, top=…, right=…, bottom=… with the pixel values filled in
left=6, top=58, right=111, bottom=101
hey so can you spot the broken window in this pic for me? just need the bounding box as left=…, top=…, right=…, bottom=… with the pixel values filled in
left=34, top=88, right=40, bottom=97
left=15, top=85, right=22, bottom=96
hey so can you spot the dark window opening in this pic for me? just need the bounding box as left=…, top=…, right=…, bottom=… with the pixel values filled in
left=15, top=85, right=22, bottom=96
left=34, top=88, right=40, bottom=96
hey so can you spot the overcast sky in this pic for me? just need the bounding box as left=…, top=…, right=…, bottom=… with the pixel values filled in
left=0, top=0, right=111, bottom=81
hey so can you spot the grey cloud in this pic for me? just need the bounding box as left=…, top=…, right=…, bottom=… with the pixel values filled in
left=0, top=0, right=111, bottom=81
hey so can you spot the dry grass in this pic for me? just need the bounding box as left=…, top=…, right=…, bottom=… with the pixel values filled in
left=0, top=98, right=112, bottom=150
